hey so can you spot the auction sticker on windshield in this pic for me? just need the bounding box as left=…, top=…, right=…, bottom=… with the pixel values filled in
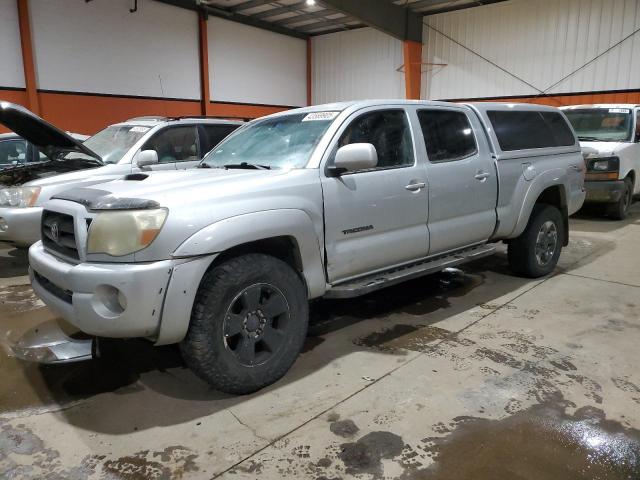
left=302, top=112, right=339, bottom=122
left=609, top=108, right=630, bottom=114
left=129, top=126, right=151, bottom=133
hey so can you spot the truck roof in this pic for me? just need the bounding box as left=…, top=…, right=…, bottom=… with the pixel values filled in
left=264, top=99, right=563, bottom=120
left=560, top=104, right=640, bottom=110
left=115, top=117, right=244, bottom=128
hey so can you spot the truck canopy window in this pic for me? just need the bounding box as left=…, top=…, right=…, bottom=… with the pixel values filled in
left=487, top=110, right=576, bottom=151
left=417, top=110, right=477, bottom=162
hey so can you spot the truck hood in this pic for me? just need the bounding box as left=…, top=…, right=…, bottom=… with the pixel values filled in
left=580, top=141, right=625, bottom=158
left=53, top=168, right=296, bottom=209
left=0, top=101, right=102, bottom=164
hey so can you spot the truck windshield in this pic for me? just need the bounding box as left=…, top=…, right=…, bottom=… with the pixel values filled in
left=201, top=112, right=337, bottom=169
left=564, top=108, right=633, bottom=142
left=63, top=125, right=150, bottom=164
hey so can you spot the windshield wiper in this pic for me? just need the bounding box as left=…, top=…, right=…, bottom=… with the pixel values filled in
left=223, top=162, right=271, bottom=170
left=578, top=136, right=604, bottom=142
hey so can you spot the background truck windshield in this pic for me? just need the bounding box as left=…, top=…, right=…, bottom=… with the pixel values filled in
left=63, top=125, right=150, bottom=164
left=201, top=112, right=336, bottom=169
left=564, top=108, right=632, bottom=142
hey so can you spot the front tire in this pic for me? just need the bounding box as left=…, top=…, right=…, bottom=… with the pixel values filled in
left=181, top=254, right=308, bottom=395
left=508, top=204, right=564, bottom=278
left=607, top=177, right=633, bottom=220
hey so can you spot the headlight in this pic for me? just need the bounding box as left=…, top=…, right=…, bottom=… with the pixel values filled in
left=585, top=156, right=620, bottom=181
left=87, top=208, right=168, bottom=256
left=0, top=187, right=41, bottom=208
left=587, top=156, right=619, bottom=172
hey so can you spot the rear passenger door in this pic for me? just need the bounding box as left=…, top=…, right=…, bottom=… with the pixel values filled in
left=140, top=126, right=199, bottom=171
left=417, top=107, right=498, bottom=255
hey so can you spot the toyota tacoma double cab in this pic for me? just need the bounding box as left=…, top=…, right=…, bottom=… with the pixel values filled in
left=24, top=100, right=585, bottom=394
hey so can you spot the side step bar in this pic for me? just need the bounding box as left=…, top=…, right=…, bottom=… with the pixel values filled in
left=325, top=244, right=496, bottom=299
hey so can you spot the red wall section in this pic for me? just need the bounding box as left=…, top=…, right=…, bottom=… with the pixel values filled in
left=455, top=90, right=640, bottom=107
left=0, top=88, right=293, bottom=135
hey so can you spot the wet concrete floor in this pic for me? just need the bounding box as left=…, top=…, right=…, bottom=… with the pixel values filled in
left=0, top=203, right=639, bottom=479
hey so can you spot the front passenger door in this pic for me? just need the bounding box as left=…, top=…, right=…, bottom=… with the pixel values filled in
left=322, top=108, right=430, bottom=283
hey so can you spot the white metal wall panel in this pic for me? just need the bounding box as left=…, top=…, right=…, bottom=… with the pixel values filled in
left=312, top=27, right=404, bottom=104
left=208, top=17, right=306, bottom=106
left=423, top=0, right=640, bottom=100
left=0, top=0, right=25, bottom=88
left=30, top=0, right=200, bottom=99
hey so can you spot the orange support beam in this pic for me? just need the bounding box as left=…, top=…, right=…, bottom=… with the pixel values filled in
left=306, top=37, right=312, bottom=106
left=403, top=40, right=422, bottom=100
left=16, top=0, right=40, bottom=114
left=198, top=12, right=211, bottom=116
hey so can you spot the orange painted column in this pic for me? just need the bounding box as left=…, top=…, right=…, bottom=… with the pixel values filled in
left=306, top=37, right=312, bottom=106
left=403, top=40, right=422, bottom=100
left=198, top=12, right=211, bottom=116
left=16, top=0, right=40, bottom=114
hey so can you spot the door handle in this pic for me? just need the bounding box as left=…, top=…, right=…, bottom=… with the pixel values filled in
left=474, top=171, right=490, bottom=180
left=405, top=182, right=426, bottom=191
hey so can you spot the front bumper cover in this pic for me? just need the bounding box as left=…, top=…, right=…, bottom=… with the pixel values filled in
left=584, top=180, right=625, bottom=204
left=29, top=242, right=215, bottom=343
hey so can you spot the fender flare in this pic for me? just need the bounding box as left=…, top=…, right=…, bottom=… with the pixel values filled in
left=511, top=169, right=568, bottom=240
left=172, top=209, right=326, bottom=299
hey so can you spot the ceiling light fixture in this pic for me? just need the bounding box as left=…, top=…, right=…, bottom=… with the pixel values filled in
left=306, top=0, right=316, bottom=5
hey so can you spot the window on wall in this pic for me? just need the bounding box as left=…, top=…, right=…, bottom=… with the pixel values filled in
left=487, top=111, right=576, bottom=151
left=144, top=126, right=199, bottom=163
left=337, top=110, right=414, bottom=169
left=417, top=110, right=478, bottom=162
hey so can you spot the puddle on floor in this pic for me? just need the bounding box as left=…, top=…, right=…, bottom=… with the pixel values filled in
left=412, top=399, right=640, bottom=480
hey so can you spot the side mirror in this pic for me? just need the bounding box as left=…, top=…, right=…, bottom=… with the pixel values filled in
left=330, top=143, right=378, bottom=175
left=134, top=150, right=158, bottom=168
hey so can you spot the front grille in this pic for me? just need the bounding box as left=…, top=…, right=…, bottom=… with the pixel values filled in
left=33, top=271, right=72, bottom=304
left=41, top=210, right=79, bottom=260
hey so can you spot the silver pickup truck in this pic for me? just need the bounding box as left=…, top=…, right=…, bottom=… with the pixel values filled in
left=25, top=100, right=585, bottom=394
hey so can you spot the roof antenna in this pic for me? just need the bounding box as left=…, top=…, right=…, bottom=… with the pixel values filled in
left=129, top=0, right=138, bottom=13
left=157, top=74, right=169, bottom=118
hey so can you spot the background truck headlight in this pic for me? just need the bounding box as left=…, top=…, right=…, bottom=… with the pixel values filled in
left=585, top=156, right=620, bottom=181
left=0, top=187, right=41, bottom=208
left=87, top=208, right=168, bottom=256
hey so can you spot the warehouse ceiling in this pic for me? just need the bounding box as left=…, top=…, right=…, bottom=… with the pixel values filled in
left=156, top=0, right=507, bottom=38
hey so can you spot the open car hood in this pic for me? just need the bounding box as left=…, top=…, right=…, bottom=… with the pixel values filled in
left=0, top=102, right=102, bottom=164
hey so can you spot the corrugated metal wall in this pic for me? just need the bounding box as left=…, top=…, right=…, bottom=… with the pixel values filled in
left=312, top=27, right=404, bottom=104
left=30, top=0, right=201, bottom=100
left=423, top=0, right=640, bottom=100
left=208, top=17, right=307, bottom=107
left=0, top=0, right=25, bottom=89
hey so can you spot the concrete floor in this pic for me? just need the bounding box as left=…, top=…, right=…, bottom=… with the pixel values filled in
left=0, top=204, right=639, bottom=479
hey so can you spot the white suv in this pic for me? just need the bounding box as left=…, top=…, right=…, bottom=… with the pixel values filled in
left=0, top=102, right=241, bottom=246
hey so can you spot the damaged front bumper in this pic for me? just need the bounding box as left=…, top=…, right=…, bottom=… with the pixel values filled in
left=28, top=242, right=215, bottom=348
left=10, top=319, right=94, bottom=364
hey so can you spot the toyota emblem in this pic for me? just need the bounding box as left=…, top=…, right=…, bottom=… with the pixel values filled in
left=50, top=222, right=59, bottom=243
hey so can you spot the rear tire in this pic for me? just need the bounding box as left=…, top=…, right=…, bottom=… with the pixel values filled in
left=607, top=177, right=633, bottom=220
left=508, top=204, right=564, bottom=278
left=180, top=254, right=308, bottom=395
